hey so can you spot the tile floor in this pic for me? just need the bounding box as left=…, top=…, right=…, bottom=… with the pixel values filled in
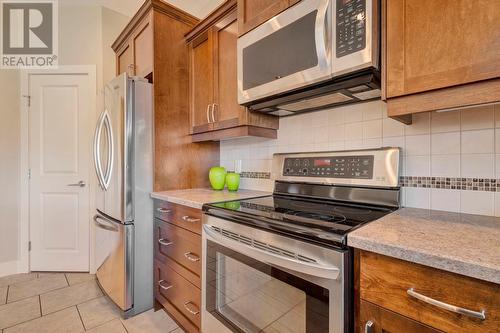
left=0, top=272, right=184, bottom=333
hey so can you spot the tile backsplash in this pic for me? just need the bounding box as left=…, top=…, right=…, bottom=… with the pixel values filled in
left=220, top=101, right=500, bottom=216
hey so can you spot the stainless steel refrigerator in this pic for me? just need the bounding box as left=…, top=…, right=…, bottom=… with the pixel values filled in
left=93, top=73, right=153, bottom=317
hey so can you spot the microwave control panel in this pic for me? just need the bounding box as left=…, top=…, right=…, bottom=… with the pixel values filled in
left=283, top=155, right=374, bottom=179
left=336, top=0, right=366, bottom=57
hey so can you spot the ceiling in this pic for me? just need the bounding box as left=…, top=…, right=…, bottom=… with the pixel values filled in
left=60, top=0, right=225, bottom=18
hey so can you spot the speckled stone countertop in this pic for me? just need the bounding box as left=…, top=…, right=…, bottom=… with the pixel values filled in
left=348, top=208, right=500, bottom=284
left=151, top=188, right=271, bottom=209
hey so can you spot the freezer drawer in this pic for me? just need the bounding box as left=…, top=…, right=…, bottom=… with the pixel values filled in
left=94, top=213, right=134, bottom=311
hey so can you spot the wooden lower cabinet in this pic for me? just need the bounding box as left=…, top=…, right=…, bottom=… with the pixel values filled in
left=357, top=250, right=500, bottom=333
left=360, top=300, right=442, bottom=333
left=154, top=200, right=203, bottom=333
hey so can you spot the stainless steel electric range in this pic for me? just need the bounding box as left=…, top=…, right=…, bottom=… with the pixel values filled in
left=201, top=148, right=401, bottom=333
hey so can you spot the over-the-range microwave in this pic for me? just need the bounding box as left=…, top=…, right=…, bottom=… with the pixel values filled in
left=237, top=0, right=380, bottom=116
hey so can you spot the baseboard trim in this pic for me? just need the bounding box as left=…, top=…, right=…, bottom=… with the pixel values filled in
left=0, top=260, right=21, bottom=277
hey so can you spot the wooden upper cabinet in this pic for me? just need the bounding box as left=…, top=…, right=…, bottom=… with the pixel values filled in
left=237, top=0, right=299, bottom=35
left=132, top=18, right=153, bottom=77
left=189, top=31, right=213, bottom=134
left=385, top=0, right=500, bottom=118
left=186, top=0, right=278, bottom=142
left=117, top=43, right=134, bottom=76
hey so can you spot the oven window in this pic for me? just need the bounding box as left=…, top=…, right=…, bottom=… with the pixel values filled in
left=206, top=240, right=329, bottom=333
left=242, top=11, right=319, bottom=91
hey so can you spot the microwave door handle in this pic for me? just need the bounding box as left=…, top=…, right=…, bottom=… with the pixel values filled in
left=315, top=0, right=331, bottom=69
left=203, top=224, right=340, bottom=280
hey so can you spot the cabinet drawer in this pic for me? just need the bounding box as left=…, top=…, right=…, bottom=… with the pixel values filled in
left=154, top=219, right=201, bottom=281
left=154, top=259, right=201, bottom=330
left=360, top=251, right=500, bottom=333
left=154, top=200, right=202, bottom=235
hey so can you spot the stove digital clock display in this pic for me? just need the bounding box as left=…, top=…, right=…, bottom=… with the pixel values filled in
left=314, top=159, right=331, bottom=167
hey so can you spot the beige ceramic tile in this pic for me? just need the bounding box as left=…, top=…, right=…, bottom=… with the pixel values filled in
left=40, top=280, right=102, bottom=315
left=78, top=296, right=120, bottom=329
left=4, top=307, right=83, bottom=333
left=7, top=274, right=67, bottom=303
left=0, top=296, right=40, bottom=330
left=86, top=319, right=127, bottom=333
left=261, top=301, right=306, bottom=333
left=121, top=309, right=178, bottom=333
left=65, top=273, right=95, bottom=286
left=0, top=274, right=37, bottom=289
left=0, top=288, right=6, bottom=305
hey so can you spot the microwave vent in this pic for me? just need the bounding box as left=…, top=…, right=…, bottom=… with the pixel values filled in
left=353, top=89, right=381, bottom=100
left=278, top=93, right=353, bottom=111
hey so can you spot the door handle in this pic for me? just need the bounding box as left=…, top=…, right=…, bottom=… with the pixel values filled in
left=184, top=252, right=200, bottom=262
left=67, top=181, right=86, bottom=187
left=211, top=103, right=217, bottom=123
left=206, top=104, right=212, bottom=123
left=183, top=301, right=200, bottom=315
left=182, top=216, right=200, bottom=223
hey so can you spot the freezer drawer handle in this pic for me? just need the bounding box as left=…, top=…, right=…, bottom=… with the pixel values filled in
left=158, top=238, right=173, bottom=246
left=156, top=207, right=171, bottom=213
left=93, top=215, right=118, bottom=232
left=158, top=280, right=173, bottom=291
left=407, top=288, right=486, bottom=320
left=183, top=252, right=200, bottom=262
left=183, top=301, right=200, bottom=315
left=181, top=216, right=200, bottom=223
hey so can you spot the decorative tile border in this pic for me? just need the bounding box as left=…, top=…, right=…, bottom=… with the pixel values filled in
left=400, top=176, right=498, bottom=192
left=240, top=171, right=271, bottom=179
left=239, top=172, right=500, bottom=192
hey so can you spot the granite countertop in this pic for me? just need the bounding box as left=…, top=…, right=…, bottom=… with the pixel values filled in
left=348, top=207, right=500, bottom=284
left=151, top=188, right=271, bottom=209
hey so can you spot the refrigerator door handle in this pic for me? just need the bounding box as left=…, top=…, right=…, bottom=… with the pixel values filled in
left=101, top=110, right=114, bottom=190
left=93, top=111, right=106, bottom=189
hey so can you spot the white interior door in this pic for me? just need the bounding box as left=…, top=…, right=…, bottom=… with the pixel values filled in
left=29, top=73, right=93, bottom=272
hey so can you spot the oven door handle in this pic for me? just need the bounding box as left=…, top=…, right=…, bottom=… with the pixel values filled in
left=203, top=224, right=340, bottom=280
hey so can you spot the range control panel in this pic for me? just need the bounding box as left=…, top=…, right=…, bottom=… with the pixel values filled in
left=336, top=0, right=366, bottom=58
left=283, top=155, right=374, bottom=179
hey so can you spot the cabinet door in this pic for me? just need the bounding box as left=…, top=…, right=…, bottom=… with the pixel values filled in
left=133, top=16, right=153, bottom=77
left=359, top=300, right=442, bottom=333
left=189, top=31, right=214, bottom=134
left=237, top=0, right=292, bottom=35
left=212, top=11, right=246, bottom=131
left=386, top=0, right=500, bottom=98
left=117, top=43, right=134, bottom=76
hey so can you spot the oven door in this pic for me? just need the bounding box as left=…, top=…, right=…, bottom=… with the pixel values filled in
left=237, top=0, right=332, bottom=105
left=202, top=216, right=349, bottom=333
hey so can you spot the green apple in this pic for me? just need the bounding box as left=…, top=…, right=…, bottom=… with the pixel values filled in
left=209, top=166, right=226, bottom=190
left=226, top=172, right=240, bottom=192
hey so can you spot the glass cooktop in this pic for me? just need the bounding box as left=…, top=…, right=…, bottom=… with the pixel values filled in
left=203, top=195, right=396, bottom=248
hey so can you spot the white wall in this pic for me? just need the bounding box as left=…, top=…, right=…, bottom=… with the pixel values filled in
left=0, top=4, right=129, bottom=274
left=220, top=102, right=500, bottom=217
left=0, top=70, right=20, bottom=264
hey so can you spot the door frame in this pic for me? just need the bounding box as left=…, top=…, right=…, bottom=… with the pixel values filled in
left=20, top=65, right=97, bottom=273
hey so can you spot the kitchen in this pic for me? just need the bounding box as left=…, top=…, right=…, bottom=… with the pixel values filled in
left=0, top=0, right=499, bottom=332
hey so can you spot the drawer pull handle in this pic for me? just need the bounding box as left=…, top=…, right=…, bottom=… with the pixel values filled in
left=184, top=252, right=200, bottom=262
left=182, top=215, right=200, bottom=223
left=158, top=280, right=173, bottom=291
left=158, top=238, right=173, bottom=246
left=407, top=288, right=486, bottom=320
left=157, top=208, right=171, bottom=213
left=183, top=301, right=200, bottom=315
left=364, top=320, right=374, bottom=333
